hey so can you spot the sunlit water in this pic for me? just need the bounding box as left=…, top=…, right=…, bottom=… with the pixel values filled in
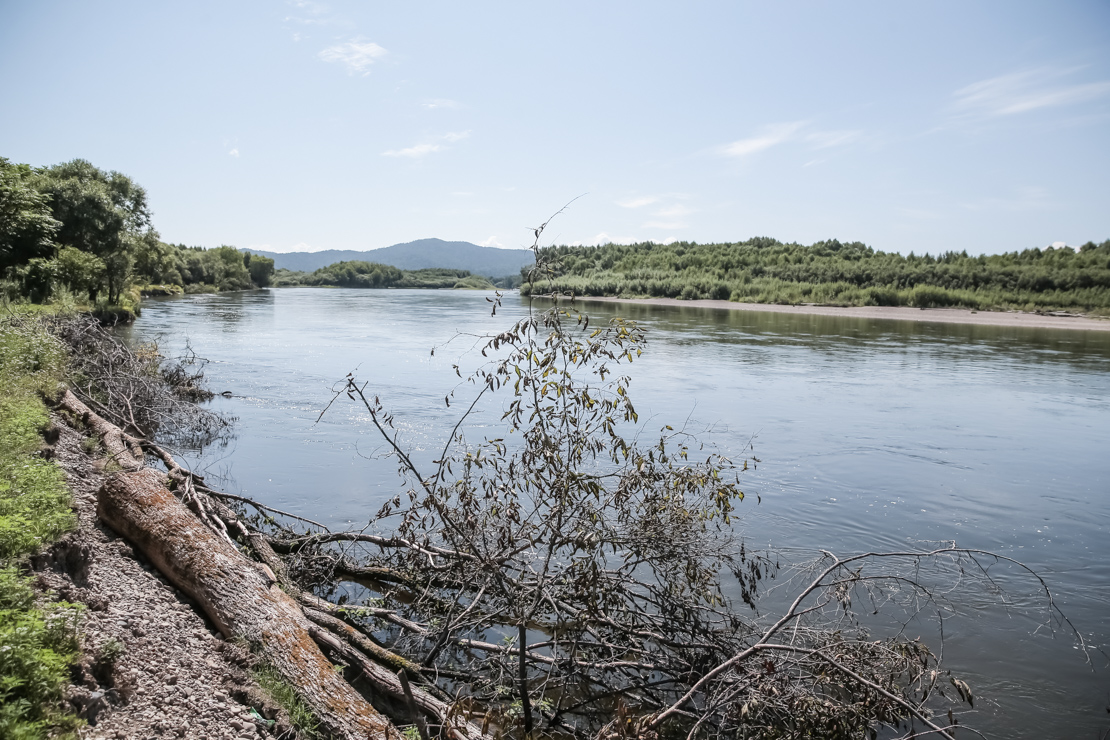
left=123, top=288, right=1110, bottom=738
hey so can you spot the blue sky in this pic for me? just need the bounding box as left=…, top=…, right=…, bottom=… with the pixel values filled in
left=2, top=1, right=1108, bottom=254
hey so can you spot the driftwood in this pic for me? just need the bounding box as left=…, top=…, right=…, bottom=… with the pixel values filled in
left=57, top=388, right=496, bottom=740
left=98, top=468, right=399, bottom=740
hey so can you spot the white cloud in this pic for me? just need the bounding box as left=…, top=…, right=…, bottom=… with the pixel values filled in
left=291, top=32, right=302, bottom=42
left=953, top=68, right=1110, bottom=117
left=805, top=130, right=862, bottom=149
left=319, top=39, right=388, bottom=75
left=289, top=0, right=328, bottom=12
left=478, top=236, right=504, bottom=248
left=588, top=232, right=642, bottom=245
left=382, top=131, right=470, bottom=158
left=228, top=148, right=240, bottom=158
left=721, top=121, right=806, bottom=157
left=382, top=143, right=442, bottom=158
left=422, top=99, right=461, bottom=110
left=654, top=204, right=692, bottom=218
left=617, top=196, right=659, bottom=209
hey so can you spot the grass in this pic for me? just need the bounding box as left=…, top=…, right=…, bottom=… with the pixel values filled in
left=0, top=309, right=83, bottom=739
left=250, top=664, right=322, bottom=739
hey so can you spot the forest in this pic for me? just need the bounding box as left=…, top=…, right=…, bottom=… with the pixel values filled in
left=523, top=238, right=1110, bottom=314
left=1, top=156, right=275, bottom=320
left=272, top=262, right=497, bottom=290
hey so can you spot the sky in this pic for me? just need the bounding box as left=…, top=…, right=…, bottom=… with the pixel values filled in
left=2, top=1, right=1108, bottom=255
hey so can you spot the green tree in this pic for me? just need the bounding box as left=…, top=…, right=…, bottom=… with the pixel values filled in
left=38, top=159, right=153, bottom=304
left=55, top=246, right=107, bottom=300
left=244, top=252, right=275, bottom=287
left=0, top=157, right=60, bottom=272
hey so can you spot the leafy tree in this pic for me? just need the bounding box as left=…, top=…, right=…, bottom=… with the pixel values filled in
left=37, top=159, right=154, bottom=303
left=54, top=247, right=107, bottom=301
left=9, top=258, right=58, bottom=303
left=0, top=157, right=59, bottom=272
left=244, top=252, right=275, bottom=287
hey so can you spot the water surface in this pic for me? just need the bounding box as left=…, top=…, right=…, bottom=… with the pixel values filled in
left=124, top=288, right=1110, bottom=738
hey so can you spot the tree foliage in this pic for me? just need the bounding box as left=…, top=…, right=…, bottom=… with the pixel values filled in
left=273, top=262, right=494, bottom=289
left=0, top=157, right=60, bottom=272
left=523, top=238, right=1110, bottom=314
left=0, top=156, right=274, bottom=309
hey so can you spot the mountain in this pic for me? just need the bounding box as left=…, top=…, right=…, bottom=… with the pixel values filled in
left=243, top=239, right=535, bottom=277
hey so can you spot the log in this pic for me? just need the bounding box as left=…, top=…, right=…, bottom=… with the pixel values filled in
left=59, top=389, right=144, bottom=471
left=98, top=469, right=399, bottom=740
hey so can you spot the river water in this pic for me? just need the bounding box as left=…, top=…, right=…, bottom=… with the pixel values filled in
left=124, top=288, right=1110, bottom=738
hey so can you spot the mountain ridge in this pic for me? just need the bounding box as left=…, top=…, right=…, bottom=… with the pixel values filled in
left=243, top=238, right=534, bottom=277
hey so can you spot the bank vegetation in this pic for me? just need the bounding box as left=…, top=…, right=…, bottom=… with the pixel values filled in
left=522, top=238, right=1110, bottom=315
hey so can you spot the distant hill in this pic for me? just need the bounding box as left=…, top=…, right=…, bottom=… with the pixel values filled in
left=244, top=239, right=534, bottom=277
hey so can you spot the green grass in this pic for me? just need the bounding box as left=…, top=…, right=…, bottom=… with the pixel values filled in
left=0, top=310, right=83, bottom=739
left=250, top=664, right=322, bottom=739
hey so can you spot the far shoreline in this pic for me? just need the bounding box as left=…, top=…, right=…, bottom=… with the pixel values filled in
left=554, top=295, right=1110, bottom=332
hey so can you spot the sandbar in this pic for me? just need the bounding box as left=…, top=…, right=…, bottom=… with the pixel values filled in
left=562, top=296, right=1110, bottom=332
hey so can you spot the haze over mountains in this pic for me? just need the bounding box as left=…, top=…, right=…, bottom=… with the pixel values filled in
left=245, top=239, right=534, bottom=277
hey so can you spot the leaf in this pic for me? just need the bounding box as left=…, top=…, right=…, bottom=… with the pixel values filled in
left=950, top=677, right=973, bottom=707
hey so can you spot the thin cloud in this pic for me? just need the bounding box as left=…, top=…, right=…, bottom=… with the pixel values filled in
left=382, top=143, right=442, bottom=158
left=382, top=131, right=470, bottom=158
left=953, top=68, right=1110, bottom=117
left=289, top=0, right=328, bottom=12
left=319, top=38, right=388, bottom=75
left=423, top=99, right=461, bottom=110
left=721, top=121, right=806, bottom=157
left=228, top=148, right=240, bottom=158
left=617, top=196, right=659, bottom=209
left=655, top=204, right=692, bottom=218
left=806, top=130, right=862, bottom=149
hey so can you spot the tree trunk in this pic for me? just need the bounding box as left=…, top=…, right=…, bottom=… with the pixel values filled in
left=98, top=468, right=399, bottom=740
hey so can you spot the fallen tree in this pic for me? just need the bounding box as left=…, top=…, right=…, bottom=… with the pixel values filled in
left=56, top=381, right=490, bottom=740
left=97, top=468, right=398, bottom=740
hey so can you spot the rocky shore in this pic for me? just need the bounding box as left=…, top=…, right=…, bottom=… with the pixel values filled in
left=34, top=417, right=303, bottom=740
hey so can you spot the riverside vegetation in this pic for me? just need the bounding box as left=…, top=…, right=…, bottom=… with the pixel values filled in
left=7, top=154, right=1110, bottom=321
left=522, top=238, right=1110, bottom=315
left=1, top=155, right=503, bottom=320
left=0, top=311, right=82, bottom=738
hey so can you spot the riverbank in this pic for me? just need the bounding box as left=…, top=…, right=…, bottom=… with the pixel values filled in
left=565, top=295, right=1110, bottom=331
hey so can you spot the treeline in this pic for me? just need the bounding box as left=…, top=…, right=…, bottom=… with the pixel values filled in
left=1, top=156, right=273, bottom=320
left=273, top=262, right=496, bottom=290
left=522, top=238, right=1110, bottom=314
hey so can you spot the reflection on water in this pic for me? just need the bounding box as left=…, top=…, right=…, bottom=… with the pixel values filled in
left=125, top=288, right=1110, bottom=738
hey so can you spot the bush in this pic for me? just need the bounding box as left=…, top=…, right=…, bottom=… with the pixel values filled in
left=0, top=312, right=81, bottom=738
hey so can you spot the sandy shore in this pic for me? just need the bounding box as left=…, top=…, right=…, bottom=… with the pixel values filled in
left=561, top=296, right=1110, bottom=332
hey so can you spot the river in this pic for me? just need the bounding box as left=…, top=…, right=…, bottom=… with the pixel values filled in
left=123, top=287, right=1110, bottom=738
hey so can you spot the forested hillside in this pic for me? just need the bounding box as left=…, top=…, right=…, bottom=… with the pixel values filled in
left=523, top=238, right=1110, bottom=314
left=246, top=238, right=533, bottom=277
